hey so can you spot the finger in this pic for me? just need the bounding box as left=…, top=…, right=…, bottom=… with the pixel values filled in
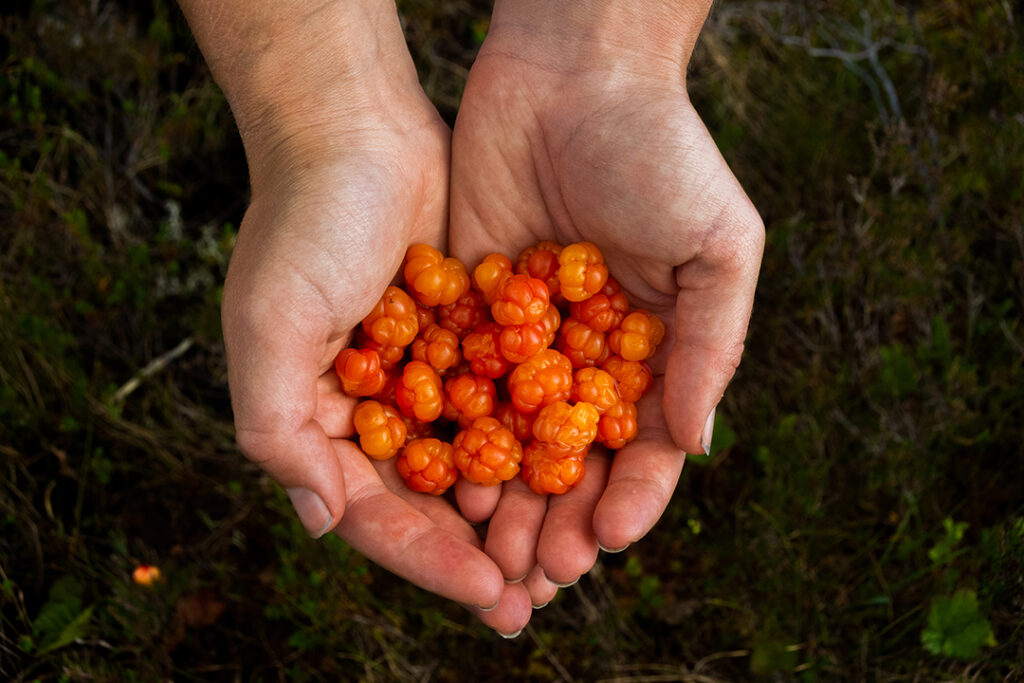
left=224, top=269, right=348, bottom=537
left=667, top=163, right=764, bottom=454
left=332, top=440, right=505, bottom=610
left=314, top=369, right=357, bottom=439
left=454, top=478, right=503, bottom=523
left=370, top=458, right=483, bottom=549
left=536, top=449, right=609, bottom=586
left=592, top=382, right=685, bottom=551
left=522, top=565, right=558, bottom=609
left=484, top=476, right=548, bottom=582
left=465, top=581, right=534, bottom=638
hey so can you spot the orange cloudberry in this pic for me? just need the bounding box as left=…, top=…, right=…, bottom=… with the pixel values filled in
left=403, top=243, right=470, bottom=307
left=557, top=241, right=608, bottom=302
left=353, top=400, right=407, bottom=460
left=452, top=416, right=523, bottom=485
left=397, top=438, right=458, bottom=495
left=395, top=360, right=444, bottom=422
left=361, top=285, right=419, bottom=348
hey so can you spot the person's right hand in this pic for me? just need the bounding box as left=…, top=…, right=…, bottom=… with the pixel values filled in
left=180, top=0, right=533, bottom=635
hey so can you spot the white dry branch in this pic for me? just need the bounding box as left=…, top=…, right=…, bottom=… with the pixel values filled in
left=741, top=3, right=928, bottom=124
left=109, top=337, right=194, bottom=404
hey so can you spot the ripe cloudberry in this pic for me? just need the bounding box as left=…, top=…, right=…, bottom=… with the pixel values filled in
left=403, top=243, right=470, bottom=307
left=362, top=285, right=419, bottom=348
left=461, top=322, right=511, bottom=379
left=507, top=349, right=574, bottom=414
left=395, top=360, right=444, bottom=422
left=472, top=252, right=513, bottom=304
left=353, top=400, right=407, bottom=460
left=608, top=310, right=666, bottom=361
left=569, top=289, right=629, bottom=333
left=410, top=323, right=462, bottom=374
left=452, top=416, right=523, bottom=485
left=401, top=414, right=436, bottom=441
left=397, top=438, right=458, bottom=495
left=601, top=356, right=653, bottom=403
left=501, top=303, right=562, bottom=363
left=335, top=348, right=387, bottom=397
left=532, top=400, right=600, bottom=450
left=520, top=441, right=586, bottom=495
left=516, top=241, right=564, bottom=305
left=356, top=332, right=406, bottom=372
left=416, top=303, right=437, bottom=331
left=558, top=241, right=609, bottom=302
left=597, top=400, right=638, bottom=449
left=557, top=317, right=610, bottom=369
left=571, top=367, right=620, bottom=414
left=442, top=372, right=496, bottom=428
left=491, top=274, right=550, bottom=327
left=437, top=288, right=486, bottom=339
left=493, top=401, right=537, bottom=443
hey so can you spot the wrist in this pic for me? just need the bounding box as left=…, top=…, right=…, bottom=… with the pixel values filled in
left=484, top=0, right=713, bottom=84
left=180, top=0, right=432, bottom=189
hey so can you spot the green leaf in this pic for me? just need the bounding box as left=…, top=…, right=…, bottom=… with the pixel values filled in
left=921, top=589, right=996, bottom=660
left=37, top=605, right=94, bottom=654
left=32, top=576, right=95, bottom=653
left=928, top=517, right=969, bottom=564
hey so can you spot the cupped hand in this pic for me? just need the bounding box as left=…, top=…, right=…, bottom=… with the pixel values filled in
left=221, top=90, right=531, bottom=633
left=449, top=39, right=764, bottom=588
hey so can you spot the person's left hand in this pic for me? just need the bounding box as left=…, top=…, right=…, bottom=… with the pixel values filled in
left=447, top=12, right=764, bottom=608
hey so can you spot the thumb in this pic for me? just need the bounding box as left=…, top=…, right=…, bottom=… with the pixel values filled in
left=224, top=301, right=347, bottom=538
left=664, top=190, right=764, bottom=455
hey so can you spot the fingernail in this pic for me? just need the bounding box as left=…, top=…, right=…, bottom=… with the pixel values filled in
left=598, top=542, right=630, bottom=553
left=285, top=487, right=333, bottom=539
left=701, top=406, right=716, bottom=456
left=551, top=576, right=579, bottom=589
left=505, top=573, right=528, bottom=584
left=532, top=601, right=549, bottom=610
left=497, top=629, right=523, bottom=639
left=477, top=600, right=500, bottom=612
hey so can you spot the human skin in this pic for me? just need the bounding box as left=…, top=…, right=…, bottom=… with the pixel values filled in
left=177, top=0, right=532, bottom=635
left=449, top=0, right=765, bottom=607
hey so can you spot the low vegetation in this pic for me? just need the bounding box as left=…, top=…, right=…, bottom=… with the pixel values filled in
left=1, top=1, right=1021, bottom=680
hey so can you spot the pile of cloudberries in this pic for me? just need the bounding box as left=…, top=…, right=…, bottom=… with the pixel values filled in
left=335, top=241, right=664, bottom=496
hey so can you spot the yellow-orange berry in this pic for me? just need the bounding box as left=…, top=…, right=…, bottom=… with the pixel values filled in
left=507, top=349, right=574, bottom=414
left=532, top=400, right=600, bottom=450
left=571, top=367, right=620, bottom=414
left=404, top=243, right=470, bottom=307
left=597, top=400, right=638, bottom=449
left=353, top=400, right=407, bottom=460
left=397, top=438, right=458, bottom=495
left=601, top=356, right=653, bottom=403
left=395, top=360, right=444, bottom=422
left=472, top=252, right=514, bottom=304
left=442, top=372, right=497, bottom=428
left=334, top=348, right=387, bottom=397
left=608, top=310, right=666, bottom=361
left=491, top=274, right=550, bottom=326
left=132, top=564, right=162, bottom=586
left=452, top=416, right=523, bottom=485
left=520, top=441, right=587, bottom=495
left=361, top=286, right=419, bottom=348
left=410, top=323, right=462, bottom=374
left=557, top=241, right=608, bottom=302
